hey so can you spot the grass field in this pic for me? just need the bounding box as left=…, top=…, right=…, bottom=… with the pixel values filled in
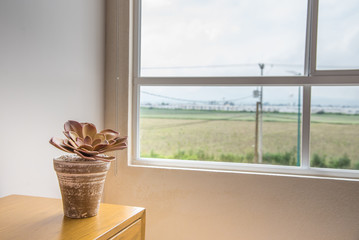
left=139, top=107, right=359, bottom=169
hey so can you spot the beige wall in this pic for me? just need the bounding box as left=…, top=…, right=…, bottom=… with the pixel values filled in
left=103, top=1, right=359, bottom=240
left=0, top=0, right=105, bottom=198
left=105, top=165, right=359, bottom=240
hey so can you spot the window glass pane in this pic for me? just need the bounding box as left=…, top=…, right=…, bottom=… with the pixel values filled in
left=317, top=0, right=359, bottom=70
left=310, top=86, right=359, bottom=170
left=139, top=86, right=302, bottom=166
left=141, top=0, right=307, bottom=77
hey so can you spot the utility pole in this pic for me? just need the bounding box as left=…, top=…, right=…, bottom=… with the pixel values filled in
left=255, top=63, right=264, bottom=163
left=286, top=70, right=302, bottom=166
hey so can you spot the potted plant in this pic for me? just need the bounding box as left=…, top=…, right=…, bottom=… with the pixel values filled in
left=50, top=120, right=127, bottom=218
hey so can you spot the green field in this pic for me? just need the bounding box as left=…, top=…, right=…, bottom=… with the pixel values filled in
left=140, top=107, right=359, bottom=169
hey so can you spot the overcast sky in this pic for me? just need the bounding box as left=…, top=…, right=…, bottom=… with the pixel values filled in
left=139, top=0, right=359, bottom=106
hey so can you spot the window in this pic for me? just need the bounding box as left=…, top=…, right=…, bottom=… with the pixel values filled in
left=131, top=0, right=359, bottom=178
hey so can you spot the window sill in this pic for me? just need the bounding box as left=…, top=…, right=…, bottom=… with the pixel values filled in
left=130, top=157, right=359, bottom=181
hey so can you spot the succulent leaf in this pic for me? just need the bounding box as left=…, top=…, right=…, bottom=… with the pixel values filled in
left=78, top=144, right=94, bottom=151
left=50, top=120, right=127, bottom=162
left=68, top=138, right=78, bottom=148
left=75, top=137, right=84, bottom=146
left=99, top=145, right=127, bottom=153
left=74, top=150, right=115, bottom=162
left=108, top=141, right=127, bottom=149
left=94, top=133, right=106, bottom=142
left=93, top=143, right=110, bottom=151
left=68, top=131, right=79, bottom=142
left=100, top=129, right=120, bottom=140
left=49, top=137, right=73, bottom=153
left=62, top=139, right=77, bottom=151
left=76, top=148, right=99, bottom=156
left=64, top=121, right=83, bottom=138
left=83, top=123, right=97, bottom=139
left=92, top=138, right=102, bottom=146
left=74, top=150, right=97, bottom=161
left=84, top=135, right=92, bottom=145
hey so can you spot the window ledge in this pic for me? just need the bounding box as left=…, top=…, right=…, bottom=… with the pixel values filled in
left=130, top=157, right=359, bottom=181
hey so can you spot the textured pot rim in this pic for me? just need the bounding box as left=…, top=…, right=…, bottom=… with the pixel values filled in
left=53, top=154, right=111, bottom=165
left=53, top=154, right=111, bottom=175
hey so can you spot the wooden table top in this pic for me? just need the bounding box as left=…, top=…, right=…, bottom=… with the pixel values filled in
left=0, top=195, right=145, bottom=240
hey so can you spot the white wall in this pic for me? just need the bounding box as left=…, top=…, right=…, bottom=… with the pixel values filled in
left=0, top=0, right=105, bottom=198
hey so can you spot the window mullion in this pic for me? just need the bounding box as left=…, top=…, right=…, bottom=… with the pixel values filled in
left=304, top=0, right=319, bottom=77
left=133, top=0, right=141, bottom=79
left=301, top=0, right=317, bottom=168
left=301, top=85, right=311, bottom=169
left=132, top=0, right=141, bottom=162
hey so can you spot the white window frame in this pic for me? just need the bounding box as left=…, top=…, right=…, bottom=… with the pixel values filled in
left=130, top=0, right=359, bottom=179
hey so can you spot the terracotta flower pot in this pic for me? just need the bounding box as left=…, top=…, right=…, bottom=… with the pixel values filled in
left=53, top=155, right=111, bottom=218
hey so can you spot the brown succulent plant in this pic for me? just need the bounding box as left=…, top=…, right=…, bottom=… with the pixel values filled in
left=50, top=120, right=127, bottom=162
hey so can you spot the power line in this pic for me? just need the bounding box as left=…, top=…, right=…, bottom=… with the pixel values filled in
left=142, top=63, right=256, bottom=70
left=228, top=95, right=253, bottom=102
left=141, top=91, right=253, bottom=103
left=141, top=91, right=209, bottom=103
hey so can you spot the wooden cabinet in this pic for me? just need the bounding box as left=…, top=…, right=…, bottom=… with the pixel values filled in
left=0, top=195, right=145, bottom=240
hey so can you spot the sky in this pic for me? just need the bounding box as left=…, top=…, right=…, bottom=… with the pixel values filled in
left=317, top=0, right=359, bottom=69
left=141, top=0, right=307, bottom=77
left=139, top=0, right=359, bottom=106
